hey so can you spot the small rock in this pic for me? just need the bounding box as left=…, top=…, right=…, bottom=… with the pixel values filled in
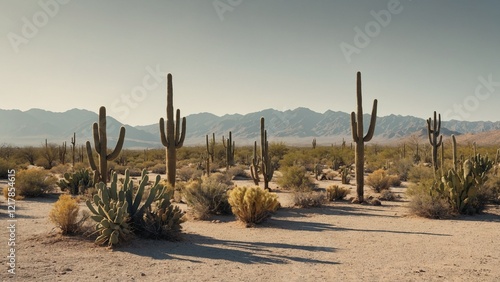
left=371, top=199, right=382, bottom=206
left=141, top=272, right=146, bottom=276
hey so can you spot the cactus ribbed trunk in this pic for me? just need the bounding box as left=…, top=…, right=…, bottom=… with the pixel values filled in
left=426, top=111, right=442, bottom=171
left=159, top=74, right=186, bottom=188
left=260, top=117, right=273, bottom=190
left=86, top=106, right=126, bottom=183
left=350, top=72, right=377, bottom=203
left=222, top=131, right=235, bottom=170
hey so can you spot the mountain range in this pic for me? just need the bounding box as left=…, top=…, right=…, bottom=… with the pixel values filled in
left=1, top=107, right=500, bottom=148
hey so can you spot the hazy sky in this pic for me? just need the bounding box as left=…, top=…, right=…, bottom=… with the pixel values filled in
left=1, top=0, right=500, bottom=126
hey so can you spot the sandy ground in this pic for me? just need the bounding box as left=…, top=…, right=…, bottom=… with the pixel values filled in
left=1, top=179, right=499, bottom=282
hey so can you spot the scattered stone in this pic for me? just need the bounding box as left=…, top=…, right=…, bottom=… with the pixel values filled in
left=351, top=198, right=360, bottom=204
left=371, top=199, right=382, bottom=206
left=141, top=272, right=146, bottom=276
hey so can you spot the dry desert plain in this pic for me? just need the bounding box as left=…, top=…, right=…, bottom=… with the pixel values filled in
left=1, top=178, right=499, bottom=282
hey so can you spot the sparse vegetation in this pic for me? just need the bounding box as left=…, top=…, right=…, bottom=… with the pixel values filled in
left=49, top=194, right=86, bottom=235
left=277, top=165, right=315, bottom=191
left=366, top=169, right=391, bottom=192
left=183, top=173, right=232, bottom=220
left=293, top=191, right=326, bottom=208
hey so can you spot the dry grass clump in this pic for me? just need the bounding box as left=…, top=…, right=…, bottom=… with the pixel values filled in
left=366, top=169, right=391, bottom=192
left=379, top=189, right=398, bottom=201
left=183, top=174, right=232, bottom=220
left=16, top=169, right=57, bottom=197
left=326, top=185, right=350, bottom=201
left=277, top=166, right=315, bottom=191
left=49, top=194, right=87, bottom=235
left=228, top=186, right=279, bottom=226
left=293, top=191, right=326, bottom=208
left=407, top=182, right=454, bottom=219
left=177, top=166, right=202, bottom=182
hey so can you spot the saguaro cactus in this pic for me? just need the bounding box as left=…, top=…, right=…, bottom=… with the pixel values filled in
left=58, top=141, right=67, bottom=165
left=427, top=111, right=442, bottom=171
left=250, top=141, right=260, bottom=185
left=86, top=106, right=126, bottom=183
left=222, top=131, right=235, bottom=170
left=70, top=132, right=76, bottom=167
left=159, top=74, right=186, bottom=188
left=205, top=133, right=215, bottom=176
left=350, top=72, right=377, bottom=203
left=312, top=138, right=317, bottom=149
left=260, top=117, right=274, bottom=190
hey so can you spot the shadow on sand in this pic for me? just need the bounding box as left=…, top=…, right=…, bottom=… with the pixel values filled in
left=118, top=233, right=339, bottom=265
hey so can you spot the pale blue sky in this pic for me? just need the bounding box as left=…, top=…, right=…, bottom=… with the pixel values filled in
left=1, top=0, right=499, bottom=126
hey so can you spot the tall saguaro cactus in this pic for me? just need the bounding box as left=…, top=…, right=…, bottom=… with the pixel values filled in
left=222, top=131, right=235, bottom=170
left=205, top=133, right=215, bottom=176
left=350, top=72, right=377, bottom=203
left=86, top=106, right=126, bottom=183
left=427, top=111, right=442, bottom=171
left=159, top=74, right=186, bottom=188
left=70, top=132, right=76, bottom=167
left=260, top=117, right=274, bottom=190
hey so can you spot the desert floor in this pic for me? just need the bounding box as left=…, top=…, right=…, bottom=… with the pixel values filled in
left=1, top=180, right=499, bottom=282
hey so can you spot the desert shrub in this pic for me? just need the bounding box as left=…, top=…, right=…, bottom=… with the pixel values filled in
left=389, top=159, right=414, bottom=181
left=326, top=185, right=350, bottom=201
left=227, top=165, right=249, bottom=179
left=407, top=182, right=454, bottom=219
left=3, top=183, right=23, bottom=200
left=50, top=163, right=71, bottom=175
left=293, top=191, right=326, bottom=208
left=277, top=166, right=315, bottom=191
left=0, top=159, right=16, bottom=179
left=366, top=169, right=391, bottom=192
left=49, top=194, right=85, bottom=235
left=16, top=169, right=57, bottom=197
left=481, top=172, right=500, bottom=204
left=227, top=186, right=279, bottom=226
left=379, top=189, right=397, bottom=201
left=151, top=163, right=166, bottom=174
left=408, top=165, right=434, bottom=184
left=388, top=175, right=402, bottom=187
left=177, top=166, right=202, bottom=182
left=183, top=174, right=232, bottom=220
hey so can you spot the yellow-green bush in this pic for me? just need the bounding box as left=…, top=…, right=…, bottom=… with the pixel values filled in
left=366, top=169, right=391, bottom=192
left=183, top=174, right=232, bottom=220
left=16, top=169, right=57, bottom=197
left=407, top=182, right=454, bottom=219
left=277, top=166, right=315, bottom=191
left=326, top=185, right=350, bottom=201
left=49, top=194, right=82, bottom=234
left=228, top=186, right=279, bottom=226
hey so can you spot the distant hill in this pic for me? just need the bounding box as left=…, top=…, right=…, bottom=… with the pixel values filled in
left=1, top=107, right=499, bottom=148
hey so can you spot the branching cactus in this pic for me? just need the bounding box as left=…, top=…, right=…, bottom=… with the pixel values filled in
left=86, top=106, right=126, bottom=183
left=350, top=71, right=377, bottom=203
left=222, top=131, right=235, bottom=170
left=427, top=111, right=442, bottom=171
left=260, top=117, right=274, bottom=191
left=205, top=133, right=215, bottom=176
left=159, top=74, right=186, bottom=188
left=250, top=141, right=260, bottom=185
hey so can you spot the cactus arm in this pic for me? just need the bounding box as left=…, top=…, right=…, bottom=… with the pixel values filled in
left=92, top=122, right=100, bottom=150
left=350, top=112, right=359, bottom=142
left=86, top=141, right=98, bottom=172
left=175, top=110, right=186, bottom=148
left=107, top=126, right=126, bottom=160
left=159, top=118, right=169, bottom=147
left=363, top=99, right=378, bottom=142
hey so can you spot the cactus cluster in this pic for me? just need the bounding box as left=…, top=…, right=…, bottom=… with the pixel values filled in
left=350, top=71, right=377, bottom=203
left=259, top=117, right=274, bottom=190
left=205, top=133, right=215, bottom=176
left=57, top=168, right=94, bottom=195
left=87, top=169, right=185, bottom=245
left=86, top=182, right=131, bottom=247
left=86, top=106, right=126, bottom=183
left=340, top=166, right=351, bottom=184
left=434, top=135, right=494, bottom=214
left=250, top=141, right=260, bottom=185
